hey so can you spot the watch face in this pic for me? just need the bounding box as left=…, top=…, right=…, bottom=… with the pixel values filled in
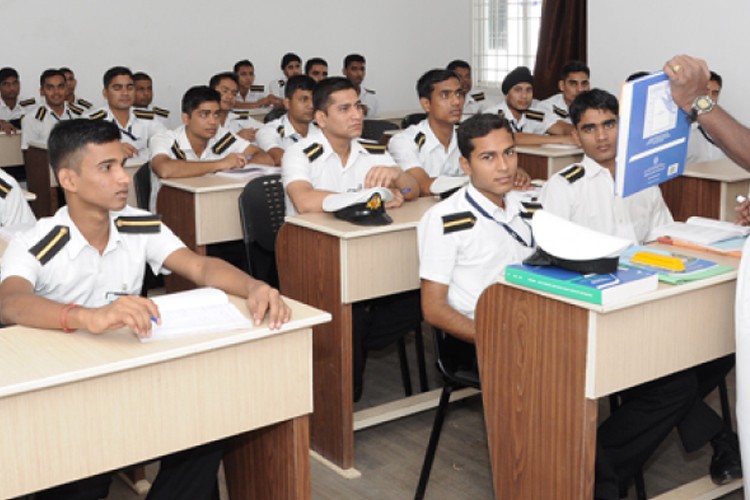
left=696, top=96, right=714, bottom=111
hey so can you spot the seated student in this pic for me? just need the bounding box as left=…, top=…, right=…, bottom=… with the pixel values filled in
left=149, top=86, right=273, bottom=210
left=256, top=74, right=320, bottom=165
left=0, top=167, right=35, bottom=227
left=686, top=71, right=726, bottom=164
left=485, top=66, right=576, bottom=146
left=0, top=67, right=36, bottom=133
left=87, top=66, right=166, bottom=159
left=60, top=67, right=94, bottom=111
left=538, top=60, right=590, bottom=133
left=133, top=72, right=171, bottom=124
left=342, top=54, right=378, bottom=117
left=233, top=59, right=281, bottom=110
left=21, top=69, right=84, bottom=150
left=269, top=52, right=303, bottom=101
left=305, top=57, right=329, bottom=82
left=0, top=118, right=290, bottom=500
left=539, top=88, right=741, bottom=489
left=209, top=72, right=265, bottom=143
left=446, top=59, right=488, bottom=119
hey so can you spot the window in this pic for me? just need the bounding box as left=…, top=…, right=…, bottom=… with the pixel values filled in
left=473, top=0, right=543, bottom=88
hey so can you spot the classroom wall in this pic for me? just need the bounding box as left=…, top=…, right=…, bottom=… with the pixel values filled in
left=4, top=0, right=472, bottom=125
left=589, top=0, right=750, bottom=124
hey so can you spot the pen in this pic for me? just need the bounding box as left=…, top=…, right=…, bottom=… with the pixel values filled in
left=737, top=195, right=747, bottom=204
left=401, top=188, right=412, bottom=194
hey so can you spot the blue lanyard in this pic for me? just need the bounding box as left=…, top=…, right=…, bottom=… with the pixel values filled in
left=465, top=191, right=534, bottom=248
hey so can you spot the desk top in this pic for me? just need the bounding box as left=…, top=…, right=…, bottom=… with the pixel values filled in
left=160, top=167, right=281, bottom=193
left=284, top=196, right=437, bottom=239
left=515, top=144, right=584, bottom=157
left=682, top=158, right=750, bottom=182
left=0, top=296, right=330, bottom=399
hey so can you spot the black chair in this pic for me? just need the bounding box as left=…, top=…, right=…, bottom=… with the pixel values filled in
left=133, top=162, right=151, bottom=210
left=263, top=108, right=287, bottom=124
left=401, top=112, right=427, bottom=129
left=361, top=119, right=399, bottom=143
left=238, top=174, right=285, bottom=288
left=415, top=327, right=480, bottom=500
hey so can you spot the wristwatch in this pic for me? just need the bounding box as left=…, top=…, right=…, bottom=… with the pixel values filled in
left=687, top=95, right=715, bottom=122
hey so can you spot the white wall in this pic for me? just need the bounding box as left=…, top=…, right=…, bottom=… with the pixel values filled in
left=589, top=0, right=750, bottom=123
left=4, top=0, right=471, bottom=125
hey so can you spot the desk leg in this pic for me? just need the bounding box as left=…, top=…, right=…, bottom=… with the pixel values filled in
left=223, top=415, right=311, bottom=500
left=24, top=147, right=54, bottom=218
left=475, top=284, right=597, bottom=499
left=277, top=224, right=355, bottom=471
left=157, top=185, right=201, bottom=293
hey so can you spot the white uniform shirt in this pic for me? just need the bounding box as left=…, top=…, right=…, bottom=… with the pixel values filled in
left=1, top=205, right=184, bottom=307
left=462, top=89, right=489, bottom=119
left=223, top=110, right=264, bottom=140
left=686, top=124, right=726, bottom=164
left=268, top=78, right=287, bottom=99
left=0, top=168, right=35, bottom=227
left=539, top=93, right=572, bottom=124
left=418, top=184, right=535, bottom=319
left=257, top=114, right=322, bottom=152
left=538, top=155, right=673, bottom=244
left=236, top=85, right=267, bottom=104
left=87, top=107, right=167, bottom=155
left=387, top=119, right=461, bottom=178
left=282, top=133, right=398, bottom=215
left=134, top=104, right=171, bottom=127
left=0, top=97, right=36, bottom=122
left=485, top=99, right=554, bottom=134
left=359, top=87, right=379, bottom=118
left=148, top=126, right=250, bottom=211
left=20, top=102, right=83, bottom=149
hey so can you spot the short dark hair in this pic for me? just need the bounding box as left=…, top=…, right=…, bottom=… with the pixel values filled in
left=313, top=77, right=355, bottom=112
left=40, top=68, right=66, bottom=87
left=209, top=72, right=238, bottom=90
left=305, top=57, right=328, bottom=75
left=0, top=67, right=19, bottom=84
left=343, top=54, right=365, bottom=69
left=710, top=70, right=723, bottom=88
left=132, top=72, right=152, bottom=83
left=417, top=69, right=459, bottom=100
left=103, top=66, right=133, bottom=88
left=59, top=66, right=72, bottom=74
left=457, top=113, right=514, bottom=159
left=48, top=119, right=121, bottom=174
left=181, top=86, right=221, bottom=115
left=233, top=59, right=254, bottom=74
left=446, top=59, right=471, bottom=72
left=285, top=74, right=315, bottom=99
left=281, top=52, right=302, bottom=71
left=569, top=88, right=619, bottom=127
left=560, top=60, right=590, bottom=80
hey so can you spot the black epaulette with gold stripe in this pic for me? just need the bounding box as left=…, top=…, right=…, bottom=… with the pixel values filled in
left=171, top=141, right=186, bottom=160
left=525, top=109, right=545, bottom=122
left=251, top=85, right=265, bottom=92
left=212, top=132, right=237, bottom=155
left=442, top=212, right=477, bottom=234
left=278, top=80, right=285, bottom=88
left=560, top=164, right=585, bottom=183
left=0, top=176, right=13, bottom=199
left=153, top=106, right=170, bottom=118
left=414, top=131, right=426, bottom=150
left=133, top=109, right=155, bottom=120
left=304, top=142, right=323, bottom=162
left=20, top=98, right=36, bottom=107
left=359, top=141, right=386, bottom=154
left=471, top=92, right=485, bottom=102
left=89, top=110, right=107, bottom=120
left=232, top=110, right=250, bottom=120
left=277, top=125, right=285, bottom=138
left=497, top=109, right=506, bottom=119
left=29, top=226, right=70, bottom=265
left=68, top=103, right=84, bottom=116
left=115, top=215, right=161, bottom=234
left=364, top=88, right=376, bottom=95
left=553, top=105, right=569, bottom=119
left=77, top=98, right=93, bottom=109
left=35, top=107, right=47, bottom=121
left=520, top=200, right=542, bottom=219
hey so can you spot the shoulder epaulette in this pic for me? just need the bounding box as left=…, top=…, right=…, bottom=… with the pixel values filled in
left=525, top=109, right=545, bottom=121
left=471, top=92, right=485, bottom=102
left=133, top=109, right=155, bottom=120
left=303, top=142, right=323, bottom=162
left=35, top=107, right=47, bottom=121
left=0, top=176, right=13, bottom=199
left=278, top=79, right=286, bottom=88
left=277, top=125, right=285, bottom=138
left=520, top=199, right=542, bottom=219
left=171, top=141, right=186, bottom=160
left=359, top=141, right=386, bottom=154
left=89, top=110, right=107, bottom=120
left=212, top=132, right=237, bottom=155
left=552, top=105, right=569, bottom=119
left=414, top=131, right=426, bottom=150
left=20, top=98, right=36, bottom=107
left=560, top=164, right=585, bottom=184
left=77, top=98, right=93, bottom=109
left=29, top=225, right=70, bottom=265
left=442, top=212, right=477, bottom=234
left=68, top=103, right=85, bottom=116
left=232, top=110, right=250, bottom=120
left=115, top=215, right=161, bottom=234
left=152, top=106, right=170, bottom=118
left=364, top=88, right=376, bottom=95
left=250, top=85, right=265, bottom=92
left=497, top=109, right=505, bottom=120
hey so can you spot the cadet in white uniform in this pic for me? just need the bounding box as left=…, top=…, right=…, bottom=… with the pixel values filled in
left=538, top=60, right=590, bottom=128
left=21, top=69, right=84, bottom=149
left=60, top=67, right=95, bottom=113
left=446, top=59, right=489, bottom=119
left=0, top=67, right=35, bottom=132
left=132, top=72, right=170, bottom=126
left=0, top=168, right=35, bottom=227
left=343, top=54, right=379, bottom=117
left=209, top=72, right=264, bottom=143
left=269, top=52, right=303, bottom=99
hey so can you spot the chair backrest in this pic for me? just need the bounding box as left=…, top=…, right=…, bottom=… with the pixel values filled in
left=401, top=112, right=427, bottom=129
left=432, top=327, right=480, bottom=388
left=238, top=175, right=285, bottom=285
left=264, top=108, right=287, bottom=123
left=133, top=162, right=151, bottom=210
left=361, top=119, right=400, bottom=142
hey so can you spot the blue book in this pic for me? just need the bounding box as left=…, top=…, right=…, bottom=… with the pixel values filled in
left=505, top=264, right=658, bottom=305
left=615, top=71, right=691, bottom=197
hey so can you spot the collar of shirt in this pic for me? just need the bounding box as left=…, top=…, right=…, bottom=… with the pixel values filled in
left=58, top=206, right=123, bottom=259
left=496, top=100, right=528, bottom=132
left=419, top=119, right=458, bottom=155
left=174, top=125, right=230, bottom=160
left=580, top=154, right=612, bottom=181
left=105, top=106, right=136, bottom=129
left=465, top=183, right=518, bottom=224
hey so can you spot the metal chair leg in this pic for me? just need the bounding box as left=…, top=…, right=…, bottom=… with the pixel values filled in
left=398, top=337, right=413, bottom=396
left=414, top=325, right=429, bottom=393
left=415, top=385, right=454, bottom=500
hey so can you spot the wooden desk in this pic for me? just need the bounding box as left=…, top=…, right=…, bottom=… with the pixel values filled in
left=0, top=132, right=23, bottom=167
left=0, top=295, right=330, bottom=499
left=474, top=247, right=741, bottom=499
left=276, top=197, right=437, bottom=471
left=661, top=158, right=750, bottom=222
left=516, top=145, right=583, bottom=180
